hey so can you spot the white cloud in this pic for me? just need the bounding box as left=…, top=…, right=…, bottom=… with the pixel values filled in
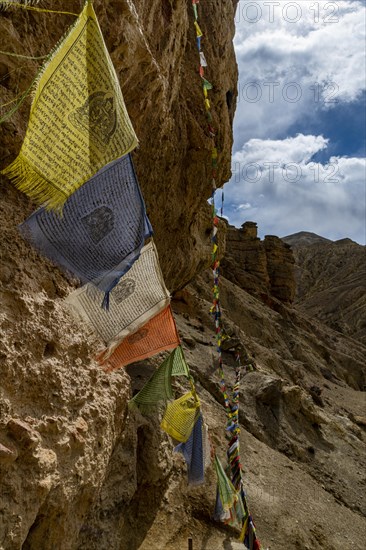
left=233, top=0, right=366, bottom=142
left=237, top=202, right=252, bottom=210
left=225, top=1, right=366, bottom=242
left=225, top=135, right=366, bottom=243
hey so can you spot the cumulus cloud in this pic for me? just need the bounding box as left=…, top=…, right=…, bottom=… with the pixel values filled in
left=225, top=135, right=366, bottom=243
left=233, top=0, right=366, bottom=143
left=224, top=1, right=366, bottom=243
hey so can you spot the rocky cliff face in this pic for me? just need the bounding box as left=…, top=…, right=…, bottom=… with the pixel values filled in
left=0, top=1, right=239, bottom=548
left=1, top=3, right=366, bottom=550
left=0, top=0, right=238, bottom=291
left=221, top=221, right=296, bottom=303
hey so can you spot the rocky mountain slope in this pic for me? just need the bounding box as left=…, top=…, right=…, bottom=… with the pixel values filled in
left=283, top=232, right=366, bottom=345
left=172, top=269, right=366, bottom=550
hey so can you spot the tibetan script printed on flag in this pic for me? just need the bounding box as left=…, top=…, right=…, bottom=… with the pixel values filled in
left=20, top=154, right=152, bottom=295
left=2, top=0, right=138, bottom=209
left=65, top=241, right=170, bottom=350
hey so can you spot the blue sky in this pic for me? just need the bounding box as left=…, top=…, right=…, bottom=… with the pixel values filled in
left=223, top=0, right=366, bottom=244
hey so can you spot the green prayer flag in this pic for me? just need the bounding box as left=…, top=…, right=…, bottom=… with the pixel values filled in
left=128, top=346, right=189, bottom=414
left=171, top=345, right=190, bottom=377
left=203, top=78, right=213, bottom=90
left=214, top=455, right=237, bottom=511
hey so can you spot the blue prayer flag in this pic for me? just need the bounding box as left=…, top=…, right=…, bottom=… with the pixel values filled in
left=19, top=154, right=152, bottom=296
left=175, top=412, right=205, bottom=485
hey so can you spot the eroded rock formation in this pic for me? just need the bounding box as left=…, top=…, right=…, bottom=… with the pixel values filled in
left=221, top=221, right=296, bottom=303
left=1, top=2, right=365, bottom=550
left=284, top=232, right=366, bottom=344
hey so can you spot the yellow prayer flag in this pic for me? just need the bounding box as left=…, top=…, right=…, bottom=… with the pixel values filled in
left=194, top=21, right=203, bottom=38
left=1, top=0, right=138, bottom=209
left=161, top=391, right=200, bottom=442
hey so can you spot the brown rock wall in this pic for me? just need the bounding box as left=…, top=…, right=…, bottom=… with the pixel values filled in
left=0, top=0, right=238, bottom=291
left=264, top=234, right=296, bottom=302
left=221, top=222, right=296, bottom=303
left=0, top=1, right=238, bottom=547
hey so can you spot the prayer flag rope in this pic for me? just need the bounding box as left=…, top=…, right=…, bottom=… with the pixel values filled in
left=0, top=1, right=78, bottom=17
left=0, top=49, right=48, bottom=60
left=190, top=1, right=260, bottom=547
left=1, top=0, right=138, bottom=210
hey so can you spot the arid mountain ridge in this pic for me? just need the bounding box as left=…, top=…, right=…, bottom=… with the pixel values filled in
left=283, top=230, right=366, bottom=346
left=171, top=222, right=366, bottom=549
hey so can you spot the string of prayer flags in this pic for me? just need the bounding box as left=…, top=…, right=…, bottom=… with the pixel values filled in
left=99, top=306, right=180, bottom=371
left=65, top=241, right=170, bottom=350
left=0, top=1, right=78, bottom=17
left=191, top=0, right=216, bottom=129
left=227, top=354, right=243, bottom=488
left=239, top=514, right=261, bottom=550
left=211, top=177, right=260, bottom=548
left=199, top=52, right=207, bottom=67
left=161, top=391, right=200, bottom=443
left=1, top=0, right=138, bottom=210
left=174, top=412, right=205, bottom=486
left=128, top=345, right=189, bottom=413
left=213, top=455, right=245, bottom=525
left=19, top=154, right=152, bottom=298
left=190, top=0, right=261, bottom=546
left=194, top=21, right=203, bottom=38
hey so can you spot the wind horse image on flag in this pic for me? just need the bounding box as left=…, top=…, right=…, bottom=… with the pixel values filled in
left=19, top=154, right=152, bottom=298
left=65, top=241, right=170, bottom=351
left=1, top=0, right=138, bottom=210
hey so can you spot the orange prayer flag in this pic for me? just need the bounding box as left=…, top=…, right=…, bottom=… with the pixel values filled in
left=98, top=306, right=180, bottom=371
